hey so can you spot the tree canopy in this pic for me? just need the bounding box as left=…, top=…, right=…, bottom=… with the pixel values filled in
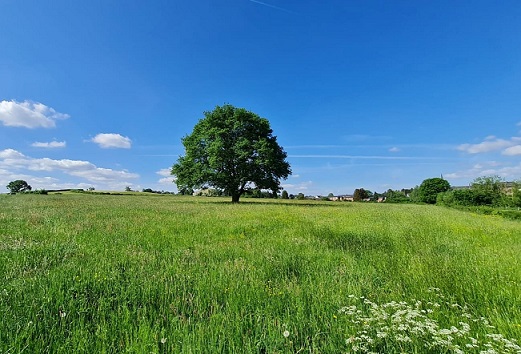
left=7, top=180, right=32, bottom=194
left=171, top=104, right=291, bottom=203
left=353, top=188, right=369, bottom=202
left=416, top=177, right=450, bottom=204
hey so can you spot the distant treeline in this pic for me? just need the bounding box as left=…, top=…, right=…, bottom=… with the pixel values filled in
left=380, top=176, right=521, bottom=220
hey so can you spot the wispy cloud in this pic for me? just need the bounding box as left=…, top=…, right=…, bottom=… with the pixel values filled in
left=286, top=143, right=455, bottom=150
left=31, top=141, right=66, bottom=148
left=0, top=100, right=70, bottom=128
left=249, top=0, right=295, bottom=14
left=289, top=155, right=441, bottom=160
left=343, top=134, right=392, bottom=143
left=91, top=133, right=132, bottom=149
left=389, top=147, right=400, bottom=153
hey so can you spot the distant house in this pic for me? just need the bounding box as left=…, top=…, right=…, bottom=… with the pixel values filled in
left=328, top=195, right=354, bottom=201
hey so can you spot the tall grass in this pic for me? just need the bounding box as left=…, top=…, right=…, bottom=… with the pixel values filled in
left=0, top=194, right=520, bottom=353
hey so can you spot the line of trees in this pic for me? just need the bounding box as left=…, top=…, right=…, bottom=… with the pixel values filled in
left=6, top=174, right=520, bottom=209
left=436, top=176, right=521, bottom=208
left=381, top=176, right=521, bottom=208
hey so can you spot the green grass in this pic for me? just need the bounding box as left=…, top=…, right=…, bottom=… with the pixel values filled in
left=1, top=194, right=520, bottom=353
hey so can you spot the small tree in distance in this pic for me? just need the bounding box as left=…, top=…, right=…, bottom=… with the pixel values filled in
left=7, top=180, right=32, bottom=194
left=353, top=188, right=369, bottom=202
left=171, top=104, right=291, bottom=203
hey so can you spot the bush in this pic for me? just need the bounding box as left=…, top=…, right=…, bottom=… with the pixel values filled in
left=27, top=189, right=48, bottom=195
left=384, top=189, right=410, bottom=203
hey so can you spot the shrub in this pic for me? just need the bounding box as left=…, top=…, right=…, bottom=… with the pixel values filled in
left=384, top=189, right=410, bottom=203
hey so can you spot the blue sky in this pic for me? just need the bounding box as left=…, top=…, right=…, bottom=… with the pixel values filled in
left=1, top=0, right=521, bottom=195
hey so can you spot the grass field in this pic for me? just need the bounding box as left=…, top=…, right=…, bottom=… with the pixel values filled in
left=1, top=194, right=520, bottom=353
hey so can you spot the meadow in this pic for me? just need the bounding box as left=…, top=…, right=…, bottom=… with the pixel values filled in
left=0, top=193, right=520, bottom=353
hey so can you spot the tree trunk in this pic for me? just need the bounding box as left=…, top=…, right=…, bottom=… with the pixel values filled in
left=231, top=192, right=241, bottom=203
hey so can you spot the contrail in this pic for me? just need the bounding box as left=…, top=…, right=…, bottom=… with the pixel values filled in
left=249, top=0, right=295, bottom=14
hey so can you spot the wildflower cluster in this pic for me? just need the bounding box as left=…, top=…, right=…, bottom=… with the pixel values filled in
left=338, top=289, right=521, bottom=353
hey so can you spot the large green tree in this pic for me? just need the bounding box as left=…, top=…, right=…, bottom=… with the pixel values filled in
left=469, top=175, right=504, bottom=206
left=6, top=180, right=32, bottom=194
left=416, top=177, right=450, bottom=204
left=171, top=104, right=291, bottom=203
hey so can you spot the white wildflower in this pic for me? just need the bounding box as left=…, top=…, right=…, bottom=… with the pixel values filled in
left=376, top=331, right=387, bottom=338
left=395, top=334, right=411, bottom=342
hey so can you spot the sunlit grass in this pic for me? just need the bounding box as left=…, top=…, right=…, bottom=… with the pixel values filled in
left=0, top=194, right=520, bottom=352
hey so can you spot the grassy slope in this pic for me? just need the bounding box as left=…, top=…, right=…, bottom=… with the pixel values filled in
left=0, top=194, right=520, bottom=353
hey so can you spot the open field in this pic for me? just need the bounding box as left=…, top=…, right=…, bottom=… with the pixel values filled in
left=1, top=194, right=520, bottom=353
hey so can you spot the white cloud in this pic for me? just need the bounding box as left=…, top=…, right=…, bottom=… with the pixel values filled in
left=281, top=180, right=313, bottom=191
left=0, top=148, right=26, bottom=159
left=70, top=167, right=137, bottom=182
left=472, top=161, right=501, bottom=170
left=91, top=133, right=132, bottom=149
left=23, top=158, right=92, bottom=172
left=457, top=136, right=515, bottom=154
left=156, top=168, right=172, bottom=177
left=445, top=161, right=521, bottom=181
left=158, top=177, right=175, bottom=184
left=502, top=145, right=521, bottom=156
left=0, top=100, right=70, bottom=128
left=389, top=147, right=400, bottom=153
left=156, top=168, right=175, bottom=184
left=0, top=148, right=139, bottom=188
left=31, top=141, right=66, bottom=148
